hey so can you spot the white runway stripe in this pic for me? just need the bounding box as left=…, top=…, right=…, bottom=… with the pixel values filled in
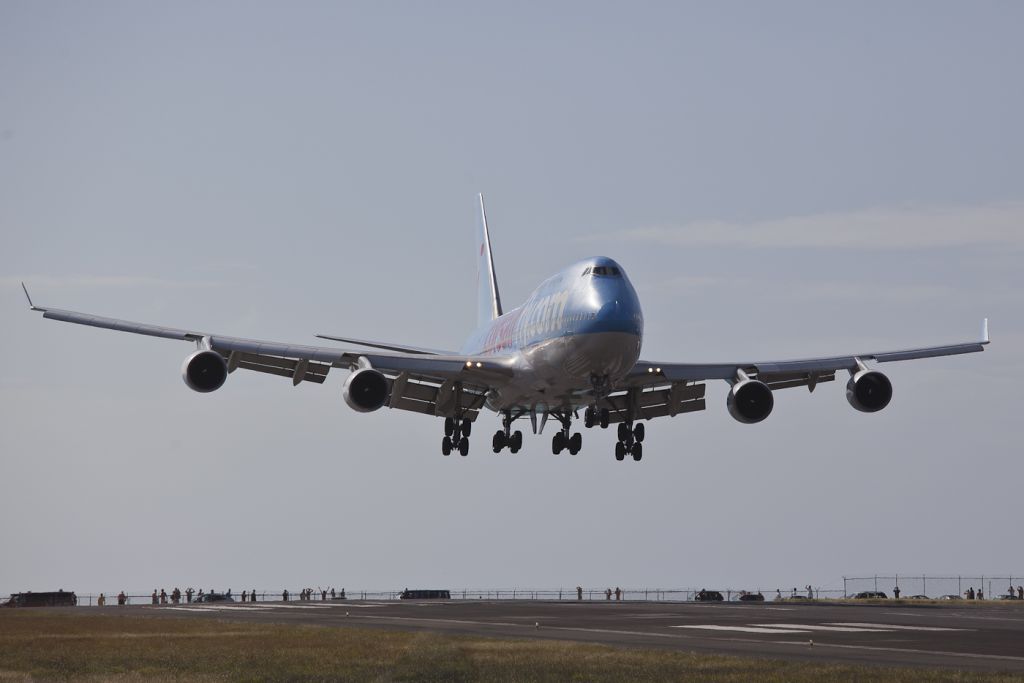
left=754, top=623, right=890, bottom=632
left=829, top=622, right=968, bottom=632
left=671, top=625, right=811, bottom=634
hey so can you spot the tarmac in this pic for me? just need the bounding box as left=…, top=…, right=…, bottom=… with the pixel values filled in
left=125, top=599, right=1024, bottom=672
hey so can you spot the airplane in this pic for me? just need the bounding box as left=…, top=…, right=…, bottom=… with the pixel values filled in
left=23, top=194, right=989, bottom=462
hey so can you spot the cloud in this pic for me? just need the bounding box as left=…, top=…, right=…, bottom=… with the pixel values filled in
left=609, top=201, right=1024, bottom=250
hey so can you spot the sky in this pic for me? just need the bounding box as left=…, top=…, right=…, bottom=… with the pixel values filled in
left=1, top=1, right=1022, bottom=598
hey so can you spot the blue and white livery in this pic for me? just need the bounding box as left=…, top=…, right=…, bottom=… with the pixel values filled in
left=23, top=195, right=990, bottom=461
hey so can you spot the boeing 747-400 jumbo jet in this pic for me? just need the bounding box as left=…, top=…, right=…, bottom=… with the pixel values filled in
left=24, top=195, right=989, bottom=461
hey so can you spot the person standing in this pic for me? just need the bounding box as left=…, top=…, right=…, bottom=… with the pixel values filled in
left=151, top=590, right=158, bottom=605
left=614, top=587, right=621, bottom=601
left=282, top=589, right=289, bottom=602
left=1018, top=585, right=1023, bottom=600
left=978, top=587, right=984, bottom=600
left=242, top=590, right=248, bottom=603
left=576, top=586, right=583, bottom=601
left=251, top=589, right=257, bottom=603
left=117, top=591, right=126, bottom=606
left=160, top=589, right=167, bottom=605
left=98, top=593, right=106, bottom=606
left=893, top=586, right=900, bottom=599
left=186, top=587, right=193, bottom=604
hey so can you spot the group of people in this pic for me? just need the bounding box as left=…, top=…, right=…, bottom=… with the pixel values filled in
left=281, top=587, right=344, bottom=602
left=573, top=586, right=624, bottom=601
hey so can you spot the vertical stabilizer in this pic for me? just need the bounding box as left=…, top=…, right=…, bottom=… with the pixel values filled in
left=476, top=193, right=503, bottom=327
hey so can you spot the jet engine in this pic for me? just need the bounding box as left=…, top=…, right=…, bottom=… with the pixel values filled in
left=846, top=368, right=893, bottom=413
left=727, top=378, right=774, bottom=424
left=181, top=349, right=228, bottom=393
left=343, top=368, right=390, bottom=412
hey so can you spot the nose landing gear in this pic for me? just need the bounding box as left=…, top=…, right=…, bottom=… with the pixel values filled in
left=583, top=406, right=611, bottom=429
left=614, top=420, right=646, bottom=461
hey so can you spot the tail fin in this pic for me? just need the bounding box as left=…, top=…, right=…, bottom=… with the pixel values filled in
left=476, top=193, right=503, bottom=327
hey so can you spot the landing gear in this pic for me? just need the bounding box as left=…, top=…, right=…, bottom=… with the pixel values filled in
left=613, top=421, right=646, bottom=462
left=441, top=416, right=471, bottom=456
left=584, top=406, right=610, bottom=429
left=551, top=411, right=582, bottom=455
left=492, top=411, right=523, bottom=454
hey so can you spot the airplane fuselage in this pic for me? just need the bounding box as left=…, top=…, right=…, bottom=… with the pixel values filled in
left=461, top=257, right=643, bottom=412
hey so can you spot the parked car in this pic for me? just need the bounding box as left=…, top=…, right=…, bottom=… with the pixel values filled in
left=2, top=591, right=77, bottom=608
left=193, top=593, right=234, bottom=603
left=852, top=591, right=888, bottom=599
left=694, top=590, right=724, bottom=602
left=939, top=594, right=963, bottom=600
left=907, top=595, right=930, bottom=600
left=738, top=592, right=765, bottom=602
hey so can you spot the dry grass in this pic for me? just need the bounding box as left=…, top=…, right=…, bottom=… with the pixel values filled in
left=0, top=610, right=1019, bottom=682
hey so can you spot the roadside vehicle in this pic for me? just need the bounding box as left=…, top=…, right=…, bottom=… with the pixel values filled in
left=852, top=591, right=888, bottom=599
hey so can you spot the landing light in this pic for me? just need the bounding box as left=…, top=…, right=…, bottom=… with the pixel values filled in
left=465, top=361, right=472, bottom=368
left=476, top=362, right=482, bottom=368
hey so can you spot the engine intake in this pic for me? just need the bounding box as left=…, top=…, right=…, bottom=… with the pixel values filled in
left=181, top=350, right=228, bottom=393
left=343, top=368, right=390, bottom=412
left=727, top=379, right=774, bottom=424
left=847, top=369, right=892, bottom=413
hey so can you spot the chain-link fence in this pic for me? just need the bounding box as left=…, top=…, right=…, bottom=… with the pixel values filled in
left=843, top=575, right=1023, bottom=600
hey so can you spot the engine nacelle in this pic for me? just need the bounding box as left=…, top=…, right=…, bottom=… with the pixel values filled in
left=343, top=368, right=390, bottom=412
left=846, top=369, right=892, bottom=413
left=181, top=350, right=228, bottom=393
left=727, top=379, right=774, bottom=424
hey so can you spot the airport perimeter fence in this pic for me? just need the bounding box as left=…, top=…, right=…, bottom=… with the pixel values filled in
left=843, top=575, right=1023, bottom=600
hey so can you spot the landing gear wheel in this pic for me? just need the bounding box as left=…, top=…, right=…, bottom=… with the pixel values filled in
left=552, top=432, right=566, bottom=455
left=631, top=442, right=643, bottom=461
left=444, top=417, right=455, bottom=438
left=615, top=441, right=626, bottom=461
left=617, top=422, right=630, bottom=442
left=461, top=419, right=472, bottom=438
left=584, top=408, right=594, bottom=428
left=492, top=430, right=506, bottom=453
left=459, top=438, right=470, bottom=456
left=633, top=423, right=645, bottom=443
left=568, top=432, right=582, bottom=455
left=510, top=430, right=523, bottom=453
left=442, top=436, right=452, bottom=456
left=600, top=409, right=610, bottom=429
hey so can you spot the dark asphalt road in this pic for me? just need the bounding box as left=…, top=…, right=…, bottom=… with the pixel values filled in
left=119, top=599, right=1024, bottom=672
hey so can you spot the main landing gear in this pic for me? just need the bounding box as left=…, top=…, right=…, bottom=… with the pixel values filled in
left=551, top=411, right=582, bottom=455
left=442, top=416, right=472, bottom=456
left=614, top=421, right=645, bottom=462
left=583, top=406, right=610, bottom=429
left=492, top=411, right=523, bottom=454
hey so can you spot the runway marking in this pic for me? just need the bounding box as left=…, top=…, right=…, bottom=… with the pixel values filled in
left=754, top=623, right=890, bottom=633
left=829, top=622, right=969, bottom=632
left=671, top=625, right=811, bottom=634
left=762, top=607, right=796, bottom=611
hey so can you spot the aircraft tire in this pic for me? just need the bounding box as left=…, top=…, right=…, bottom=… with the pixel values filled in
left=492, top=430, right=506, bottom=452
left=617, top=422, right=630, bottom=442
left=633, top=423, right=645, bottom=443
left=569, top=432, right=582, bottom=455
left=461, top=419, right=472, bottom=438
left=442, top=436, right=452, bottom=456
left=444, top=418, right=455, bottom=438
left=459, top=438, right=470, bottom=456
left=614, top=442, right=626, bottom=461
left=632, top=442, right=643, bottom=461
left=600, top=409, right=610, bottom=428
left=510, top=431, right=523, bottom=453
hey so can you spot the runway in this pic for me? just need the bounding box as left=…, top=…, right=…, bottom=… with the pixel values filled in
left=131, top=599, right=1024, bottom=672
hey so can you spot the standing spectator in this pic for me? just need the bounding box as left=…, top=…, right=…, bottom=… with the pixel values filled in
left=242, top=590, right=248, bottom=603
left=576, top=586, right=583, bottom=601
left=605, top=588, right=612, bottom=601
left=893, top=586, right=900, bottom=599
left=198, top=589, right=204, bottom=600
left=966, top=587, right=975, bottom=599
left=172, top=588, right=180, bottom=605
left=118, top=591, right=126, bottom=606
left=1018, top=586, right=1023, bottom=600
left=151, top=590, right=158, bottom=605
left=251, top=589, right=257, bottom=603
left=98, top=593, right=106, bottom=606
left=978, top=587, right=984, bottom=600
left=282, top=589, right=289, bottom=602
left=331, top=588, right=336, bottom=599
left=614, top=587, right=621, bottom=601
left=775, top=589, right=782, bottom=601
left=186, top=587, right=194, bottom=604
left=806, top=585, right=813, bottom=600
left=340, top=588, right=346, bottom=599
left=321, top=588, right=327, bottom=601
left=160, top=589, right=167, bottom=605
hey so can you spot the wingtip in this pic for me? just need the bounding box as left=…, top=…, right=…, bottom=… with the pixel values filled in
left=982, top=318, right=990, bottom=344
left=21, top=281, right=39, bottom=311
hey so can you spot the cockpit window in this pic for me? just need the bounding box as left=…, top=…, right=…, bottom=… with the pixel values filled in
left=582, top=267, right=591, bottom=276
left=589, top=266, right=621, bottom=277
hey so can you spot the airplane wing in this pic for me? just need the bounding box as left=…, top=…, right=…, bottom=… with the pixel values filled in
left=23, top=285, right=512, bottom=422
left=601, top=321, right=989, bottom=424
